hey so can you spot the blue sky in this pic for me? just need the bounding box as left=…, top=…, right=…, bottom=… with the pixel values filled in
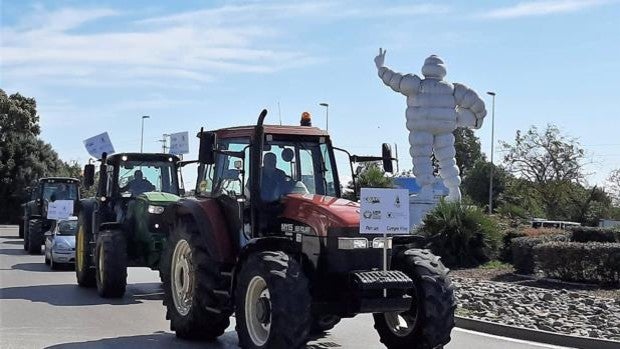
left=2, top=0, right=620, bottom=187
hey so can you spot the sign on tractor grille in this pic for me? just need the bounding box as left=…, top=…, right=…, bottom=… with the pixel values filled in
left=351, top=270, right=414, bottom=290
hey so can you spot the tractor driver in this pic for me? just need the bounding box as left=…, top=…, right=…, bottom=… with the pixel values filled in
left=260, top=152, right=288, bottom=202
left=121, top=170, right=156, bottom=196
left=50, top=184, right=71, bottom=201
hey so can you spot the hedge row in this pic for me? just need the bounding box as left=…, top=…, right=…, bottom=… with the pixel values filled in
left=534, top=242, right=620, bottom=285
left=511, top=234, right=570, bottom=274
left=568, top=226, right=620, bottom=243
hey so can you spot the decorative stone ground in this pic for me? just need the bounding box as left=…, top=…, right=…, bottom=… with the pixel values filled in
left=454, top=277, right=620, bottom=341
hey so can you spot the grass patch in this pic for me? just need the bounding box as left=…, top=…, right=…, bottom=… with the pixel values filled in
left=480, top=260, right=512, bottom=270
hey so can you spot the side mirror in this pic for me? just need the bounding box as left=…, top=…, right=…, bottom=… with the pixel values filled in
left=84, top=164, right=95, bottom=188
left=44, top=231, right=52, bottom=237
left=234, top=160, right=243, bottom=170
left=382, top=143, right=394, bottom=173
left=198, top=131, right=216, bottom=164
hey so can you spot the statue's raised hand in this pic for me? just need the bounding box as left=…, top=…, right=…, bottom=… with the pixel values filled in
left=374, top=48, right=386, bottom=68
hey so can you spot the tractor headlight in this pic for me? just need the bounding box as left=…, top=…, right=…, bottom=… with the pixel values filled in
left=337, top=237, right=368, bottom=250
left=148, top=205, right=165, bottom=214
left=372, top=237, right=393, bottom=249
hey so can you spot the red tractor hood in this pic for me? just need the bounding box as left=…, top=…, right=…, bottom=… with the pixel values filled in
left=280, top=194, right=360, bottom=237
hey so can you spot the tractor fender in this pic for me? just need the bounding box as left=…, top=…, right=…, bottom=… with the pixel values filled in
left=168, top=198, right=234, bottom=264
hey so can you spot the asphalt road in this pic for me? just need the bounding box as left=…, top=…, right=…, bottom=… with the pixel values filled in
left=0, top=225, right=568, bottom=349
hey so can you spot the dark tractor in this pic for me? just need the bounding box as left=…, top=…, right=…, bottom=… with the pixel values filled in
left=161, top=110, right=456, bottom=348
left=76, top=153, right=182, bottom=298
left=22, top=178, right=80, bottom=254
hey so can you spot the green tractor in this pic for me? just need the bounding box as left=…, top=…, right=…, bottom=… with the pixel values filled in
left=22, top=177, right=80, bottom=254
left=76, top=152, right=183, bottom=298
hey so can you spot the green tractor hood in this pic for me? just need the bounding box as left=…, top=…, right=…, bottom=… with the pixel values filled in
left=139, top=192, right=180, bottom=204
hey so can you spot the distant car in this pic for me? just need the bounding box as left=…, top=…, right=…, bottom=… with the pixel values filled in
left=44, top=217, right=77, bottom=269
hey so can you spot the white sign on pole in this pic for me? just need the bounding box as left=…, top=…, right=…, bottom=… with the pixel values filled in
left=169, top=131, right=189, bottom=155
left=359, top=188, right=410, bottom=235
left=47, top=200, right=74, bottom=220
left=83, top=132, right=115, bottom=159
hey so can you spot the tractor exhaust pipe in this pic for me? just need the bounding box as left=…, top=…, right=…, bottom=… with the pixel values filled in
left=256, top=109, right=268, bottom=126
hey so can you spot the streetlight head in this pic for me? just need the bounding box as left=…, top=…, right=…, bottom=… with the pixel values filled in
left=142, top=115, right=150, bottom=119
left=486, top=92, right=496, bottom=96
left=319, top=103, right=329, bottom=107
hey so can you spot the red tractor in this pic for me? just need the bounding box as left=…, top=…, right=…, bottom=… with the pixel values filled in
left=161, top=110, right=455, bottom=348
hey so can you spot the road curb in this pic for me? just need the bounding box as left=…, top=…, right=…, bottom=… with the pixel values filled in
left=455, top=316, right=620, bottom=349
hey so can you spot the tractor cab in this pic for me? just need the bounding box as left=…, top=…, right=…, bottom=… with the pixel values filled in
left=195, top=110, right=393, bottom=241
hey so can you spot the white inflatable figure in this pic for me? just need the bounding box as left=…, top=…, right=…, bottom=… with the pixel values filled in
left=374, top=48, right=486, bottom=202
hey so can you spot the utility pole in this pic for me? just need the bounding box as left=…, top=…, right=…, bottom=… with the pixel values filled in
left=486, top=92, right=496, bottom=214
left=140, top=115, right=150, bottom=153
left=158, top=134, right=170, bottom=153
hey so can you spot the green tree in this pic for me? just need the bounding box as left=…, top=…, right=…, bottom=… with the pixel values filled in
left=461, top=160, right=508, bottom=210
left=454, top=127, right=484, bottom=177
left=0, top=89, right=80, bottom=223
left=343, top=162, right=393, bottom=201
left=500, top=124, right=587, bottom=219
left=606, top=169, right=620, bottom=206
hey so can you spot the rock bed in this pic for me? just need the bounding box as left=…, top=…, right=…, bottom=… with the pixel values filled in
left=453, top=277, right=620, bottom=341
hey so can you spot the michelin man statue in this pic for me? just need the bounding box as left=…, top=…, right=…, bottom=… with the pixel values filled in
left=375, top=48, right=486, bottom=202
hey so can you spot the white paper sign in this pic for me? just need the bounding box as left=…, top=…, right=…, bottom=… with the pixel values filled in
left=83, top=132, right=115, bottom=158
left=360, top=188, right=410, bottom=235
left=169, top=131, right=189, bottom=155
left=47, top=200, right=74, bottom=220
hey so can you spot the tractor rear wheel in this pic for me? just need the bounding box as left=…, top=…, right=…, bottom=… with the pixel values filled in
left=76, top=210, right=96, bottom=287
left=27, top=220, right=43, bottom=254
left=95, top=230, right=127, bottom=298
left=373, top=249, right=455, bottom=349
left=235, top=251, right=311, bottom=349
left=161, top=218, right=230, bottom=340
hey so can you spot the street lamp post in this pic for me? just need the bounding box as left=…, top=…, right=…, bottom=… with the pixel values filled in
left=140, top=115, right=150, bottom=153
left=486, top=92, right=496, bottom=214
left=319, top=103, right=329, bottom=131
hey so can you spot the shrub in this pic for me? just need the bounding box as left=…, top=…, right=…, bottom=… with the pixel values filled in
left=420, top=200, right=501, bottom=268
left=568, top=226, right=620, bottom=243
left=520, top=227, right=566, bottom=238
left=499, top=230, right=526, bottom=263
left=534, top=242, right=620, bottom=285
left=511, top=234, right=570, bottom=274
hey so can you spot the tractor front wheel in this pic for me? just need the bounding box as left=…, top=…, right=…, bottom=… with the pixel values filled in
left=161, top=218, right=230, bottom=340
left=95, top=230, right=127, bottom=298
left=76, top=211, right=96, bottom=287
left=373, top=249, right=456, bottom=349
left=235, top=251, right=311, bottom=349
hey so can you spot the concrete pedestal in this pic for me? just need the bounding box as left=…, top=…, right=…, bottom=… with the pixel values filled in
left=409, top=196, right=440, bottom=230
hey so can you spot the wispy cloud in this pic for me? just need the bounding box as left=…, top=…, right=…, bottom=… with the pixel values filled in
left=480, top=0, right=612, bottom=19
left=1, top=1, right=449, bottom=89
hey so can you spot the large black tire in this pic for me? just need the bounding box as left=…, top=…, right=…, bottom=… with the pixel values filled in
left=235, top=251, right=311, bottom=349
left=76, top=209, right=96, bottom=287
left=95, top=230, right=128, bottom=298
left=23, top=220, right=29, bottom=251
left=161, top=218, right=230, bottom=340
left=18, top=220, right=24, bottom=238
left=373, top=249, right=456, bottom=349
left=27, top=220, right=43, bottom=254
